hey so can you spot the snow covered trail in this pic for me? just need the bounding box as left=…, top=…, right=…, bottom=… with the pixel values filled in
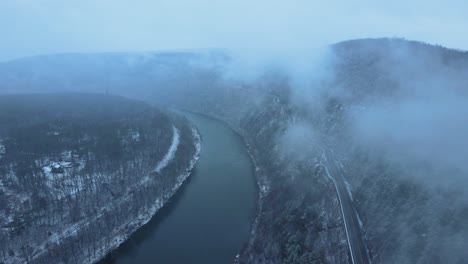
left=155, top=126, right=180, bottom=173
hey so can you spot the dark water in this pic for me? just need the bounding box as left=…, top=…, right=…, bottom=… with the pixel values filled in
left=102, top=112, right=256, bottom=264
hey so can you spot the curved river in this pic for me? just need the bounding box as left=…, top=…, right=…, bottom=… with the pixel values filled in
left=102, top=112, right=256, bottom=264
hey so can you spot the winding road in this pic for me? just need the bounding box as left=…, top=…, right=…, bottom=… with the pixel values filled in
left=322, top=152, right=371, bottom=264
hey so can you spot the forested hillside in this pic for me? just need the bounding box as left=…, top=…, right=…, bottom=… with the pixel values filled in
left=0, top=94, right=200, bottom=263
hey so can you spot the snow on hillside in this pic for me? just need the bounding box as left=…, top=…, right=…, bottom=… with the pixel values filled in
left=0, top=139, right=4, bottom=159
left=88, top=125, right=201, bottom=264
left=155, top=126, right=180, bottom=173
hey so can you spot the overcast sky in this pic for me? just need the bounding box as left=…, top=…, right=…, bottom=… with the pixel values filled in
left=1, top=0, right=467, bottom=61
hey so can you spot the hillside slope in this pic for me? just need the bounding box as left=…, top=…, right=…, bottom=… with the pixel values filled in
left=0, top=94, right=201, bottom=264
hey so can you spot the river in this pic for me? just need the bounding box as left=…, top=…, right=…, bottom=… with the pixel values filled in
left=101, top=112, right=256, bottom=264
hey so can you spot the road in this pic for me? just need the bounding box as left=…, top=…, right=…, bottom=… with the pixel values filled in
left=321, top=152, right=371, bottom=264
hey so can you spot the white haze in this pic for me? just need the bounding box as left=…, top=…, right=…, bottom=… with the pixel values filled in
left=1, top=0, right=468, bottom=61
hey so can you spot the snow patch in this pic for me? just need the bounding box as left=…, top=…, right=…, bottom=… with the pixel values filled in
left=345, top=180, right=353, bottom=201
left=154, top=126, right=180, bottom=173
left=42, top=161, right=78, bottom=179
left=46, top=131, right=61, bottom=136
left=357, top=214, right=364, bottom=229
left=40, top=156, right=87, bottom=199
left=0, top=139, right=5, bottom=159
left=131, top=131, right=141, bottom=141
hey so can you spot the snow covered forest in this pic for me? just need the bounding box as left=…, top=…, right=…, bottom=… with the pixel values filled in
left=0, top=94, right=200, bottom=263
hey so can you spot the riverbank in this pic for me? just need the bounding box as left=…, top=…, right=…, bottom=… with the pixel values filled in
left=0, top=95, right=205, bottom=264
left=89, top=127, right=201, bottom=264
left=101, top=110, right=256, bottom=264
left=11, top=124, right=202, bottom=264
left=172, top=108, right=268, bottom=263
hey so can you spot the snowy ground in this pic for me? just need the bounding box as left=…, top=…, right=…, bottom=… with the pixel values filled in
left=0, top=139, right=5, bottom=159
left=89, top=126, right=201, bottom=264
left=17, top=126, right=200, bottom=264
left=155, top=126, right=180, bottom=173
left=38, top=152, right=87, bottom=198
left=1, top=121, right=200, bottom=264
left=345, top=179, right=354, bottom=201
